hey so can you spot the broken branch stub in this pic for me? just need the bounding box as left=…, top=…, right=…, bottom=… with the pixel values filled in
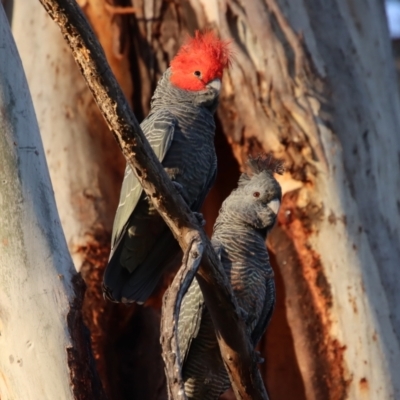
left=38, top=0, right=268, bottom=398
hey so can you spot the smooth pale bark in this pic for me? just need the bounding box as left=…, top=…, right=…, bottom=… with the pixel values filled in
left=0, top=6, right=75, bottom=399
left=11, top=0, right=126, bottom=272
left=190, top=0, right=400, bottom=399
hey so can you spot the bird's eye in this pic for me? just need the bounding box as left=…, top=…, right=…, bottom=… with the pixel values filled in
left=253, top=191, right=260, bottom=198
left=194, top=70, right=202, bottom=78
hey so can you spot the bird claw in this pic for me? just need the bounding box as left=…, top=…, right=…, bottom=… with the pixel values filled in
left=172, top=181, right=190, bottom=204
left=172, top=180, right=183, bottom=191
left=215, top=246, right=222, bottom=261
left=172, top=182, right=205, bottom=226
left=193, top=212, right=206, bottom=226
left=121, top=297, right=142, bottom=305
left=238, top=306, right=258, bottom=329
left=238, top=306, right=249, bottom=321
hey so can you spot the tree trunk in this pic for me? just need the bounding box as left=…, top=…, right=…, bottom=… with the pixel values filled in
left=11, top=0, right=126, bottom=273
left=7, top=0, right=400, bottom=399
left=0, top=5, right=104, bottom=399
left=196, top=0, right=400, bottom=399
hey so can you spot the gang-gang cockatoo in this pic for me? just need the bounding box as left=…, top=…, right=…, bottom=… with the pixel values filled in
left=103, top=31, right=232, bottom=303
left=178, top=156, right=282, bottom=399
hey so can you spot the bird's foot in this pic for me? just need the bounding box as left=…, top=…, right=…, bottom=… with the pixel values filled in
left=172, top=181, right=190, bottom=204
left=214, top=245, right=222, bottom=261
left=238, top=306, right=249, bottom=322
left=238, top=306, right=258, bottom=328
left=193, top=212, right=206, bottom=226
left=171, top=182, right=205, bottom=226
left=172, top=180, right=184, bottom=192
left=102, top=284, right=119, bottom=303
left=121, top=297, right=143, bottom=305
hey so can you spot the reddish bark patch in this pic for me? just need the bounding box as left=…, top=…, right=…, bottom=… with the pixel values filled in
left=78, top=230, right=120, bottom=388
left=268, top=190, right=351, bottom=399
left=261, top=251, right=306, bottom=400
left=67, top=273, right=107, bottom=400
left=359, top=377, right=369, bottom=392
left=78, top=230, right=166, bottom=400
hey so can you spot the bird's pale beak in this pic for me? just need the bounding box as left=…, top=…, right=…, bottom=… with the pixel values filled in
left=267, top=199, right=280, bottom=215
left=206, top=78, right=221, bottom=92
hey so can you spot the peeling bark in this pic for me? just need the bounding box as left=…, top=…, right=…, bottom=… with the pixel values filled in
left=260, top=251, right=306, bottom=400
left=76, top=0, right=134, bottom=104
left=67, top=273, right=108, bottom=400
left=193, top=0, right=400, bottom=398
left=270, top=193, right=350, bottom=400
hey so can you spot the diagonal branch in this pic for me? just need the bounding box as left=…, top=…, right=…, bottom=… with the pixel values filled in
left=38, top=0, right=268, bottom=398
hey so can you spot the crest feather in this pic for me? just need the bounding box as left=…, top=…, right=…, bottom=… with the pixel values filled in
left=246, top=154, right=284, bottom=176
left=237, top=172, right=251, bottom=188
left=170, top=31, right=232, bottom=73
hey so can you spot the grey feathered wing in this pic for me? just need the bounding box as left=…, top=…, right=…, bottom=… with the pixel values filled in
left=103, top=111, right=176, bottom=301
left=251, top=273, right=275, bottom=345
left=118, top=141, right=216, bottom=302
left=178, top=278, right=205, bottom=363
left=110, top=111, right=176, bottom=250
left=178, top=244, right=231, bottom=400
left=178, top=242, right=221, bottom=362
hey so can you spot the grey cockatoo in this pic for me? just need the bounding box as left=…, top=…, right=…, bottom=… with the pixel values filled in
left=103, top=31, right=232, bottom=303
left=178, top=156, right=283, bottom=399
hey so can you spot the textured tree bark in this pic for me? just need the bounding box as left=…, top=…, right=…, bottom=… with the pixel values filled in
left=0, top=5, right=105, bottom=399
left=37, top=0, right=269, bottom=398
left=191, top=0, right=400, bottom=399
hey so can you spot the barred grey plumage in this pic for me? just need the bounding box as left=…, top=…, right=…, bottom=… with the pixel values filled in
left=102, top=68, right=220, bottom=303
left=178, top=157, right=282, bottom=399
